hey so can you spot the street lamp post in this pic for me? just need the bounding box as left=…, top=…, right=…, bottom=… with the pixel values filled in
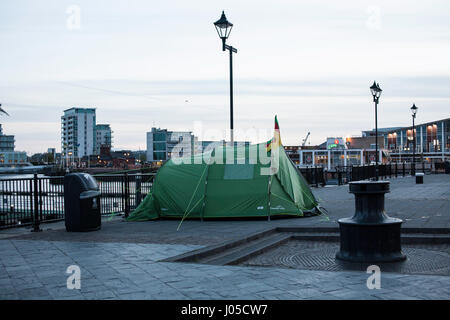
left=214, top=11, right=237, bottom=144
left=336, top=83, right=406, bottom=263
left=370, top=81, right=382, bottom=181
left=411, top=104, right=418, bottom=175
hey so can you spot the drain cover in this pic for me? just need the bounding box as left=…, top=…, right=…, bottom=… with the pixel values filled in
left=241, top=241, right=450, bottom=276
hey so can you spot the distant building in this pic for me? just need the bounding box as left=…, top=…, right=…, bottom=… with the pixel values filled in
left=146, top=128, right=252, bottom=163
left=0, top=124, right=27, bottom=166
left=0, top=124, right=15, bottom=151
left=384, top=118, right=449, bottom=163
left=345, top=136, right=384, bottom=150
left=146, top=128, right=196, bottom=162
left=362, top=127, right=402, bottom=137
left=132, top=150, right=146, bottom=164
left=95, top=124, right=112, bottom=155
left=284, top=146, right=300, bottom=164
left=61, top=108, right=96, bottom=159
left=111, top=150, right=136, bottom=168
left=326, top=137, right=346, bottom=150
left=295, top=136, right=387, bottom=170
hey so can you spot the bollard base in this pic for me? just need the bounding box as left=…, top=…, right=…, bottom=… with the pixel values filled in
left=415, top=173, right=424, bottom=184
left=336, top=218, right=406, bottom=263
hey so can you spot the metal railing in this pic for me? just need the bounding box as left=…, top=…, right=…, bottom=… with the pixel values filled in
left=298, top=166, right=325, bottom=187
left=344, top=162, right=433, bottom=184
left=0, top=173, right=155, bottom=230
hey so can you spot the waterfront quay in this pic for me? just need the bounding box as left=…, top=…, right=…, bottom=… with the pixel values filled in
left=0, top=174, right=448, bottom=300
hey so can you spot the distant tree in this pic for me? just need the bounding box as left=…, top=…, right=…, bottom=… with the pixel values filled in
left=30, top=153, right=44, bottom=165
left=46, top=152, right=55, bottom=164
left=139, top=153, right=147, bottom=163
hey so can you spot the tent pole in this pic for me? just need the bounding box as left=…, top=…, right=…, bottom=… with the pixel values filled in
left=201, top=154, right=212, bottom=222
left=267, top=174, right=272, bottom=221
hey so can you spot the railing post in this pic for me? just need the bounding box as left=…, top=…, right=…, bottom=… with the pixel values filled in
left=314, top=166, right=319, bottom=188
left=395, top=162, right=398, bottom=178
left=403, top=161, right=406, bottom=177
left=124, top=173, right=130, bottom=218
left=136, top=174, right=142, bottom=207
left=32, top=174, right=42, bottom=232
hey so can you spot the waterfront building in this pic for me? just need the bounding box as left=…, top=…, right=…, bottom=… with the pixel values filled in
left=292, top=118, right=449, bottom=170
left=296, top=136, right=387, bottom=170
left=362, top=127, right=402, bottom=137
left=384, top=118, right=449, bottom=163
left=95, top=124, right=112, bottom=155
left=146, top=128, right=196, bottom=162
left=0, top=124, right=14, bottom=151
left=61, top=108, right=96, bottom=159
left=146, top=128, right=251, bottom=163
left=284, top=146, right=300, bottom=164
left=0, top=124, right=27, bottom=165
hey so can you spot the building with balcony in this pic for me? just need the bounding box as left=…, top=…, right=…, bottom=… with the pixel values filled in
left=61, top=108, right=96, bottom=159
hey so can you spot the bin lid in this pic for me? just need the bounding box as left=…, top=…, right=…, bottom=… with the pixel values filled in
left=81, top=173, right=99, bottom=190
left=415, top=173, right=424, bottom=176
left=80, top=190, right=101, bottom=199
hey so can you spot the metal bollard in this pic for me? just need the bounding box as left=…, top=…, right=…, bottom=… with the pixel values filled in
left=336, top=181, right=406, bottom=262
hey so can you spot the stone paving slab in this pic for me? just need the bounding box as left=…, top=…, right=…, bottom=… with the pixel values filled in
left=1, top=239, right=448, bottom=300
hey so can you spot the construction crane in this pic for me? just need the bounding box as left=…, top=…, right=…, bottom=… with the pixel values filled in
left=301, top=132, right=310, bottom=146
left=0, top=104, right=9, bottom=116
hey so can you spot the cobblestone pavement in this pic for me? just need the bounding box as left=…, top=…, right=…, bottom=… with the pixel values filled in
left=241, top=241, right=450, bottom=276
left=0, top=174, right=448, bottom=300
left=1, top=240, right=449, bottom=300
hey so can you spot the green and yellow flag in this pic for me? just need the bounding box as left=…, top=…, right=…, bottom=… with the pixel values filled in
left=266, top=115, right=282, bottom=151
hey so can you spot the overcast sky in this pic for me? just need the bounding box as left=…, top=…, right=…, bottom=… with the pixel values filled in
left=1, top=0, right=449, bottom=154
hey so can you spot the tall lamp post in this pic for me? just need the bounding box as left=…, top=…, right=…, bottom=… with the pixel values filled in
left=214, top=11, right=237, bottom=144
left=335, top=82, right=406, bottom=264
left=411, top=104, right=418, bottom=175
left=370, top=81, right=382, bottom=180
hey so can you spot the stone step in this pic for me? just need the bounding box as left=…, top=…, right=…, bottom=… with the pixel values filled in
left=200, top=233, right=291, bottom=266
left=162, top=227, right=450, bottom=266
left=161, top=228, right=276, bottom=263
left=277, top=226, right=450, bottom=235
left=289, top=232, right=450, bottom=244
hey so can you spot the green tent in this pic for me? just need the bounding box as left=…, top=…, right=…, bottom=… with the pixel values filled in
left=127, top=142, right=320, bottom=221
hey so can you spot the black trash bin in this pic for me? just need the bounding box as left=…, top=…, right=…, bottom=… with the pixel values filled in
left=415, top=172, right=424, bottom=184
left=445, top=161, right=450, bottom=174
left=64, top=173, right=101, bottom=232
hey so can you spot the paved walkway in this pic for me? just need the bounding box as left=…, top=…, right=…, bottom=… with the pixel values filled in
left=0, top=174, right=449, bottom=300
left=313, top=174, right=450, bottom=229
left=1, top=240, right=448, bottom=300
